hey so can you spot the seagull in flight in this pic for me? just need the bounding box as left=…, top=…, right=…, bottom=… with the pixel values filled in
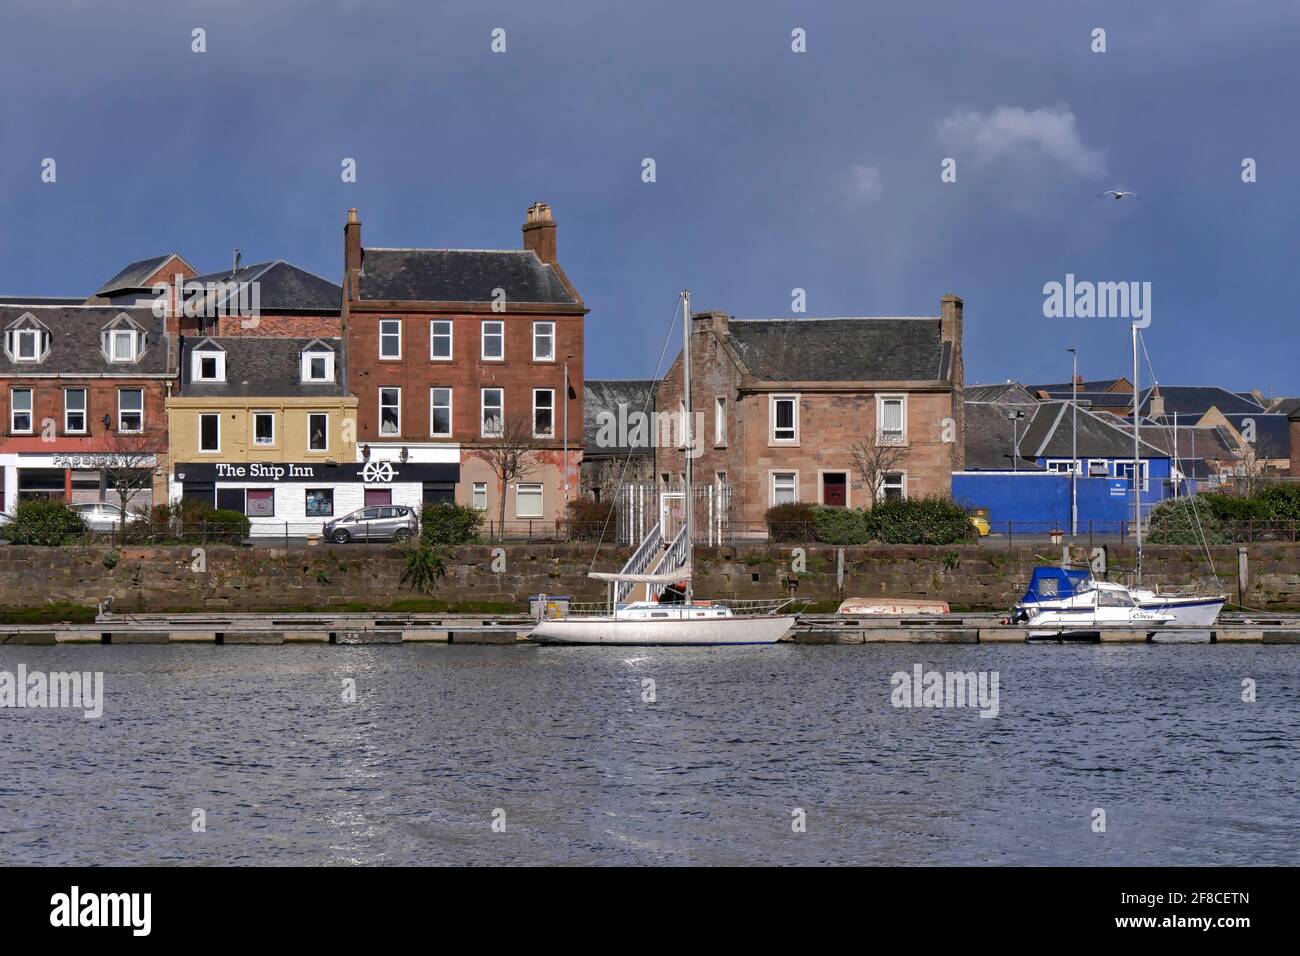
left=1098, top=190, right=1140, bottom=200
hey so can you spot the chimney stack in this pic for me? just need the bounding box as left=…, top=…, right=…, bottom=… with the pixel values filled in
left=344, top=208, right=362, bottom=300
left=522, top=202, right=557, bottom=264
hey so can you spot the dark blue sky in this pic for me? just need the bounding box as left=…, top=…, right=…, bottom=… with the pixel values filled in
left=2, top=0, right=1295, bottom=394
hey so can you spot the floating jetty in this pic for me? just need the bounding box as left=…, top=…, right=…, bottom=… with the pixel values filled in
left=0, top=611, right=1298, bottom=645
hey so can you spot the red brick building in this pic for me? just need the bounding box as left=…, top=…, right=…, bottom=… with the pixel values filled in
left=0, top=303, right=176, bottom=514
left=341, top=204, right=586, bottom=528
left=654, top=296, right=965, bottom=536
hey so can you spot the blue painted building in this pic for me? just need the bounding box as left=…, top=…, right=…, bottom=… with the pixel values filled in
left=954, top=398, right=1176, bottom=532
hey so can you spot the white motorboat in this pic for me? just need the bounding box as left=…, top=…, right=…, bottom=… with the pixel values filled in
left=1020, top=580, right=1174, bottom=637
left=529, top=290, right=797, bottom=647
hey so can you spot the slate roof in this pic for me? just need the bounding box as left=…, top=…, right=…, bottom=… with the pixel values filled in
left=0, top=305, right=169, bottom=376
left=965, top=382, right=1037, bottom=404
left=1034, top=389, right=1134, bottom=408
left=358, top=248, right=579, bottom=305
left=963, top=399, right=1167, bottom=469
left=184, top=261, right=341, bottom=313
left=1026, top=378, right=1127, bottom=395
left=1139, top=385, right=1265, bottom=417
left=725, top=317, right=948, bottom=382
left=178, top=336, right=346, bottom=398
left=0, top=296, right=88, bottom=306
left=1128, top=423, right=1240, bottom=463
left=1265, top=396, right=1300, bottom=417
left=1220, top=413, right=1290, bottom=459
left=962, top=402, right=1043, bottom=470
left=584, top=379, right=658, bottom=454
left=95, top=253, right=185, bottom=296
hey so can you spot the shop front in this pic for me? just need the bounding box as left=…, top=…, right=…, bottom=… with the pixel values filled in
left=170, top=459, right=460, bottom=536
left=1, top=452, right=158, bottom=515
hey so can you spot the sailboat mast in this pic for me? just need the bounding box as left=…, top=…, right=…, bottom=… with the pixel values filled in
left=1132, top=322, right=1142, bottom=586
left=682, top=289, right=694, bottom=603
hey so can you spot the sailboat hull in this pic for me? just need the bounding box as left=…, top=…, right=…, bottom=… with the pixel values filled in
left=1135, top=596, right=1225, bottom=626
left=530, top=614, right=796, bottom=646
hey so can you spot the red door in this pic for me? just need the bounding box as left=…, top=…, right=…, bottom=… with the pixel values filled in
left=364, top=489, right=392, bottom=508
left=823, top=473, right=847, bottom=507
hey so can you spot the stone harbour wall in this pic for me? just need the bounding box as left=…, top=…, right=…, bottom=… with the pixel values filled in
left=0, top=542, right=1297, bottom=614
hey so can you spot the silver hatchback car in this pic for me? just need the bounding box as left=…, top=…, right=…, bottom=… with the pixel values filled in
left=323, top=505, right=418, bottom=544
left=72, top=502, right=145, bottom=532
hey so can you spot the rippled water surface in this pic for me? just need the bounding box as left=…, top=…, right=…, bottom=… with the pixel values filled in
left=1, top=643, right=1296, bottom=865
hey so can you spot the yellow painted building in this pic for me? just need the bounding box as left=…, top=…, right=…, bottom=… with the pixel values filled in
left=167, top=395, right=358, bottom=463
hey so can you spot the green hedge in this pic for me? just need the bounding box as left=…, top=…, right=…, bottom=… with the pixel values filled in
left=2, top=501, right=86, bottom=546
left=765, top=502, right=818, bottom=541
left=420, top=503, right=482, bottom=545
left=804, top=498, right=972, bottom=545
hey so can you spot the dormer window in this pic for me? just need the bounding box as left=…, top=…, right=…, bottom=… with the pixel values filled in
left=301, top=350, right=334, bottom=382
left=4, top=314, right=51, bottom=364
left=100, top=313, right=145, bottom=364
left=192, top=349, right=225, bottom=382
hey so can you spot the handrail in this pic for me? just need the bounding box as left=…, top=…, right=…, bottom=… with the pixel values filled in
left=611, top=521, right=663, bottom=605
left=649, top=522, right=689, bottom=580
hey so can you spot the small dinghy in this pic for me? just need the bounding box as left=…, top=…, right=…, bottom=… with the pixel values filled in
left=837, top=597, right=950, bottom=615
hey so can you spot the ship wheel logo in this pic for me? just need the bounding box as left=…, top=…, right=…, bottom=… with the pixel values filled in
left=362, top=461, right=394, bottom=483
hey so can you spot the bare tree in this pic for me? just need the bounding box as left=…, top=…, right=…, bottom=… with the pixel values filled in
left=850, top=436, right=909, bottom=505
left=470, top=415, right=541, bottom=539
left=99, top=430, right=163, bottom=534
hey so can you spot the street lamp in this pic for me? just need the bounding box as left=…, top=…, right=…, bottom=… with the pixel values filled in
left=1067, top=347, right=1078, bottom=536
left=1007, top=409, right=1026, bottom=471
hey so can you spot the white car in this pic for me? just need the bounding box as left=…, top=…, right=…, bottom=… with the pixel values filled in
left=72, top=502, right=145, bottom=532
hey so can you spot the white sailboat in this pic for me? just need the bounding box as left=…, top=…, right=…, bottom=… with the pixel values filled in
left=530, top=291, right=797, bottom=646
left=1126, top=322, right=1227, bottom=623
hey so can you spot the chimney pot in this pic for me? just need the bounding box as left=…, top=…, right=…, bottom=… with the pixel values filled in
left=522, top=202, right=558, bottom=263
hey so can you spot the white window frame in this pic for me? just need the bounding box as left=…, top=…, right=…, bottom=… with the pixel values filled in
left=532, top=387, right=555, bottom=438
left=430, top=320, right=453, bottom=361
left=1046, top=459, right=1082, bottom=475
left=378, top=387, right=401, bottom=437
left=253, top=411, right=276, bottom=447
left=770, top=470, right=799, bottom=506
left=14, top=328, right=41, bottom=362
left=472, top=482, right=488, bottom=511
left=532, top=321, right=555, bottom=361
left=110, top=328, right=137, bottom=363
left=63, top=387, right=87, bottom=434
left=430, top=387, right=453, bottom=438
left=714, top=396, right=727, bottom=446
left=770, top=394, right=799, bottom=444
left=379, top=319, right=402, bottom=360
left=307, top=412, right=329, bottom=452
left=1119, top=460, right=1150, bottom=491
left=481, top=320, right=504, bottom=361
left=118, top=387, right=144, bottom=434
left=301, top=351, right=334, bottom=382
left=10, top=387, right=33, bottom=433
left=515, top=482, right=544, bottom=519
left=879, top=471, right=907, bottom=502
left=876, top=394, right=907, bottom=446
left=481, top=387, right=504, bottom=437
left=198, top=412, right=221, bottom=453
left=193, top=350, right=225, bottom=382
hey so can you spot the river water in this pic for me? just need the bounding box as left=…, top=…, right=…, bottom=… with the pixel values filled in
left=1, top=643, right=1295, bottom=865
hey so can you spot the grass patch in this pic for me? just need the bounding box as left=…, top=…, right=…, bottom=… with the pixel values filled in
left=0, top=602, right=98, bottom=624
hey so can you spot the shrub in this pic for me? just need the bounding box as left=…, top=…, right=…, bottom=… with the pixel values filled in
left=565, top=496, right=614, bottom=541
left=765, top=501, right=817, bottom=541
left=1146, top=497, right=1233, bottom=545
left=420, top=502, right=482, bottom=546
left=812, top=506, right=872, bottom=545
left=3, top=501, right=87, bottom=546
left=1199, top=492, right=1271, bottom=522
left=401, top=544, right=447, bottom=594
left=1257, top=484, right=1300, bottom=520
left=205, top=509, right=251, bottom=541
left=870, top=496, right=971, bottom=545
